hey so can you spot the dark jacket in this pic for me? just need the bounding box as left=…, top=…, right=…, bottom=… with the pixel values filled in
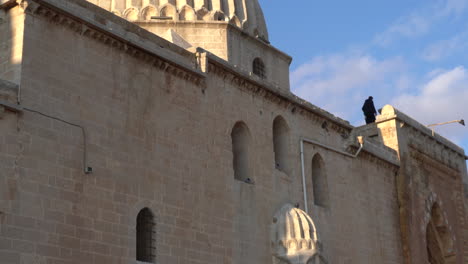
left=362, top=99, right=377, bottom=116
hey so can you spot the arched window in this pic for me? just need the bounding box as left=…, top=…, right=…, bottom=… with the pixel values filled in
left=213, top=11, right=226, bottom=21
left=311, top=154, right=329, bottom=207
left=160, top=4, right=176, bottom=19
left=273, top=116, right=289, bottom=172
left=231, top=122, right=252, bottom=183
left=137, top=208, right=156, bottom=263
left=179, top=5, right=196, bottom=21
left=253, top=58, right=266, bottom=79
left=426, top=203, right=455, bottom=263
left=141, top=6, right=158, bottom=20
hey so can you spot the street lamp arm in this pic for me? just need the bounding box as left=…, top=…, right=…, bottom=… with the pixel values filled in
left=427, top=119, right=465, bottom=128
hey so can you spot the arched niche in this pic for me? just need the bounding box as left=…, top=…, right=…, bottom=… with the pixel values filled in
left=311, top=154, right=329, bottom=208
left=231, top=121, right=252, bottom=183
left=160, top=3, right=177, bottom=19
left=179, top=5, right=196, bottom=21
left=272, top=115, right=290, bottom=173
left=196, top=7, right=212, bottom=21
left=140, top=5, right=158, bottom=20
left=136, top=208, right=156, bottom=263
left=213, top=10, right=227, bottom=21
left=426, top=203, right=456, bottom=264
left=123, top=7, right=140, bottom=21
left=229, top=15, right=241, bottom=27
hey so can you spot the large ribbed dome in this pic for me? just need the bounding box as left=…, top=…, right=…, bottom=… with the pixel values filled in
left=88, top=0, right=269, bottom=41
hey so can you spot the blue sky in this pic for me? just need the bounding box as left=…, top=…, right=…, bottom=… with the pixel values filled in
left=259, top=0, right=468, bottom=158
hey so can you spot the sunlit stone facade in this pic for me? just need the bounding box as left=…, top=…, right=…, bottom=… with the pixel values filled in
left=0, top=0, right=467, bottom=263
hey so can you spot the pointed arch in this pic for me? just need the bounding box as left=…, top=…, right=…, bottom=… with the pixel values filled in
left=136, top=208, right=156, bottom=263
left=160, top=3, right=177, bottom=19
left=213, top=10, right=227, bottom=21
left=140, top=5, right=158, bottom=20
left=426, top=203, right=456, bottom=263
left=123, top=7, right=140, bottom=21
left=229, top=15, right=241, bottom=27
left=231, top=121, right=252, bottom=183
left=179, top=5, right=196, bottom=20
left=196, top=7, right=212, bottom=21
left=311, top=154, right=329, bottom=208
left=273, top=115, right=289, bottom=173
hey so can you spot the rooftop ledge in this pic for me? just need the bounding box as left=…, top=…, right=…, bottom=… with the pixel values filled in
left=25, top=0, right=205, bottom=78
left=377, top=105, right=466, bottom=156
left=135, top=20, right=293, bottom=64
left=199, top=48, right=353, bottom=131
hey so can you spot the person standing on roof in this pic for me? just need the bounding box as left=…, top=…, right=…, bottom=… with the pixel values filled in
left=362, top=96, right=377, bottom=124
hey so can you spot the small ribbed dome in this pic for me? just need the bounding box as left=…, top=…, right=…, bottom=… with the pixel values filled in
left=271, top=204, right=320, bottom=264
left=88, top=0, right=269, bottom=41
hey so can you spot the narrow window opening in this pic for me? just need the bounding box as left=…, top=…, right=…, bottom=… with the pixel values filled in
left=231, top=122, right=252, bottom=183
left=253, top=58, right=266, bottom=79
left=273, top=116, right=289, bottom=172
left=312, top=154, right=329, bottom=207
left=137, top=208, right=156, bottom=263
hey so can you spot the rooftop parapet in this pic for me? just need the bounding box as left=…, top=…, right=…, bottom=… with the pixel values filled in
left=377, top=104, right=466, bottom=157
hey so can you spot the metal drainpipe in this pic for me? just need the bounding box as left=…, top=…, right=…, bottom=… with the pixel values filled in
left=300, top=136, right=364, bottom=214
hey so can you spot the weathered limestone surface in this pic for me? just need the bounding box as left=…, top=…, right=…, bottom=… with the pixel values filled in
left=377, top=105, right=468, bottom=264
left=0, top=1, right=466, bottom=264
left=0, top=1, right=25, bottom=84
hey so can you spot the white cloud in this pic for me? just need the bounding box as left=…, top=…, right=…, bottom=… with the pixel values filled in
left=440, top=0, right=468, bottom=17
left=422, top=30, right=468, bottom=61
left=374, top=14, right=430, bottom=46
left=291, top=53, right=407, bottom=121
left=374, top=0, right=468, bottom=46
left=392, top=66, right=468, bottom=141
left=292, top=58, right=468, bottom=143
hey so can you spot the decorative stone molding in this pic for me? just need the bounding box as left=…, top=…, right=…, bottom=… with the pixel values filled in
left=81, top=0, right=269, bottom=41
left=409, top=145, right=461, bottom=178
left=205, top=57, right=352, bottom=136
left=24, top=0, right=206, bottom=87
left=271, top=204, right=325, bottom=264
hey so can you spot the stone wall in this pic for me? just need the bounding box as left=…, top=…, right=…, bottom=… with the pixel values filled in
left=377, top=105, right=468, bottom=264
left=0, top=2, right=25, bottom=84
left=0, top=1, right=436, bottom=264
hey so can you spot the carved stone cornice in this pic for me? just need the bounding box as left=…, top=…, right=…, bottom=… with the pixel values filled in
left=354, top=147, right=400, bottom=170
left=409, top=145, right=461, bottom=179
left=207, top=61, right=352, bottom=136
left=23, top=0, right=206, bottom=87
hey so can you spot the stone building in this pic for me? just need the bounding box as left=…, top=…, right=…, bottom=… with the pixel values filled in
left=0, top=0, right=467, bottom=263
